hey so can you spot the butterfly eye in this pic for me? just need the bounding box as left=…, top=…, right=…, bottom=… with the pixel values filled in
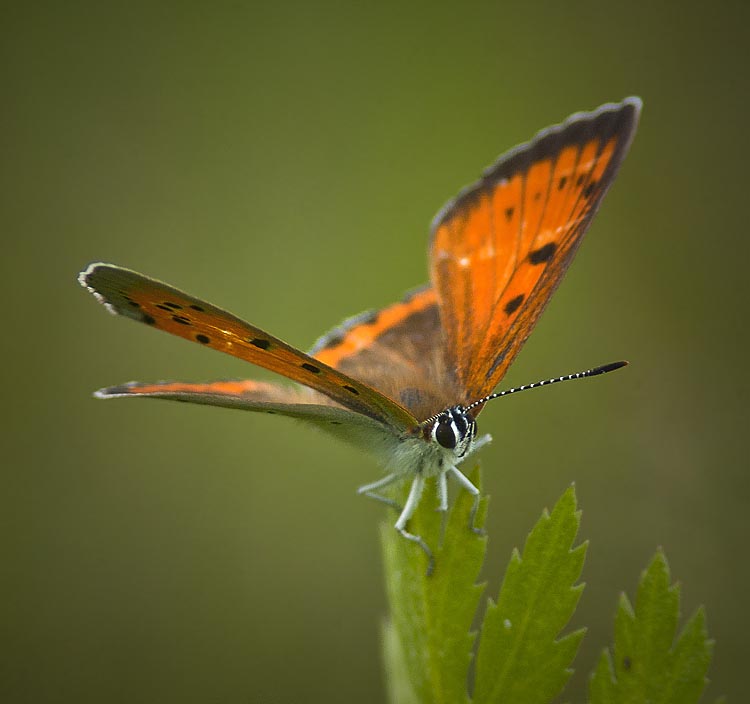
left=434, top=419, right=457, bottom=449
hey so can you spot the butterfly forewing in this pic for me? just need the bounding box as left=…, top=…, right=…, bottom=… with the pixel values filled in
left=430, top=98, right=640, bottom=404
left=80, top=264, right=417, bottom=429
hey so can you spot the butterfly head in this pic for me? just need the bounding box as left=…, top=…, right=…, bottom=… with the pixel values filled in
left=425, top=406, right=477, bottom=459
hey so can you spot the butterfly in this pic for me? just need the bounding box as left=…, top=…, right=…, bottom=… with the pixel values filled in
left=80, top=97, right=641, bottom=574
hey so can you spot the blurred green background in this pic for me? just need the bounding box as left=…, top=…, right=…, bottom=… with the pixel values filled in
left=3, top=1, right=748, bottom=702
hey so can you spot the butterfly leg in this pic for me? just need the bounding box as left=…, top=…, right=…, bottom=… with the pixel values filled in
left=394, top=474, right=434, bottom=576
left=447, top=466, right=485, bottom=536
left=357, top=473, right=402, bottom=511
left=472, top=433, right=493, bottom=453
left=436, top=470, right=449, bottom=512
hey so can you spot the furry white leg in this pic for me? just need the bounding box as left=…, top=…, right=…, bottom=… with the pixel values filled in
left=394, top=474, right=434, bottom=575
left=436, top=470, right=448, bottom=512
left=472, top=433, right=492, bottom=453
left=357, top=473, right=401, bottom=511
left=447, top=465, right=484, bottom=535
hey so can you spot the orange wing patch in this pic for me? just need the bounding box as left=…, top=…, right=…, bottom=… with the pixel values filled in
left=97, top=378, right=297, bottom=399
left=80, top=264, right=417, bottom=429
left=312, top=286, right=437, bottom=368
left=310, top=286, right=457, bottom=419
left=93, top=377, right=399, bottom=436
left=430, top=99, right=640, bottom=406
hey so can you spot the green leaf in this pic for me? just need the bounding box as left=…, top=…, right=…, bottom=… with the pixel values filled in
left=382, top=618, right=419, bottom=704
left=588, top=549, right=714, bottom=704
left=473, top=485, right=587, bottom=704
left=380, top=466, right=488, bottom=704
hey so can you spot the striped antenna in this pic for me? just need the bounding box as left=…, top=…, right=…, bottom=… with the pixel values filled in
left=465, top=361, right=628, bottom=413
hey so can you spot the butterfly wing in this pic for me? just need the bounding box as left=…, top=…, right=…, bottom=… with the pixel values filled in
left=430, top=98, right=641, bottom=406
left=80, top=263, right=418, bottom=430
left=94, top=377, right=396, bottom=451
left=97, top=377, right=317, bottom=411
left=309, top=285, right=456, bottom=419
left=112, top=284, right=450, bottom=422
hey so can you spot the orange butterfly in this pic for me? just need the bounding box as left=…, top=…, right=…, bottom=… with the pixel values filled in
left=80, top=98, right=641, bottom=574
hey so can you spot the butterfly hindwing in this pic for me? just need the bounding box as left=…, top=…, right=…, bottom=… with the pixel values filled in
left=310, top=285, right=456, bottom=419
left=98, top=378, right=397, bottom=451
left=97, top=378, right=310, bottom=409
left=80, top=264, right=417, bottom=430
left=430, top=98, right=641, bottom=405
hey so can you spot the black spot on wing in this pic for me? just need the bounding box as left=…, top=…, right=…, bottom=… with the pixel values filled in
left=431, top=99, right=640, bottom=235
left=583, top=181, right=597, bottom=199
left=505, top=206, right=514, bottom=221
left=250, top=338, right=270, bottom=350
left=301, top=362, right=321, bottom=374
left=171, top=315, right=192, bottom=326
left=558, top=175, right=567, bottom=190
left=196, top=334, right=210, bottom=344
left=189, top=304, right=205, bottom=312
left=343, top=385, right=359, bottom=395
left=143, top=314, right=156, bottom=325
left=528, top=242, right=557, bottom=265
left=504, top=294, right=525, bottom=316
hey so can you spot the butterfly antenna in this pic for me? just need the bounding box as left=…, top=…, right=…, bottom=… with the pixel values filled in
left=465, top=361, right=628, bottom=412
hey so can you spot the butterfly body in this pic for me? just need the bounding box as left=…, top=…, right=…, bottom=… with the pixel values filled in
left=80, top=98, right=641, bottom=573
left=378, top=408, right=481, bottom=478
